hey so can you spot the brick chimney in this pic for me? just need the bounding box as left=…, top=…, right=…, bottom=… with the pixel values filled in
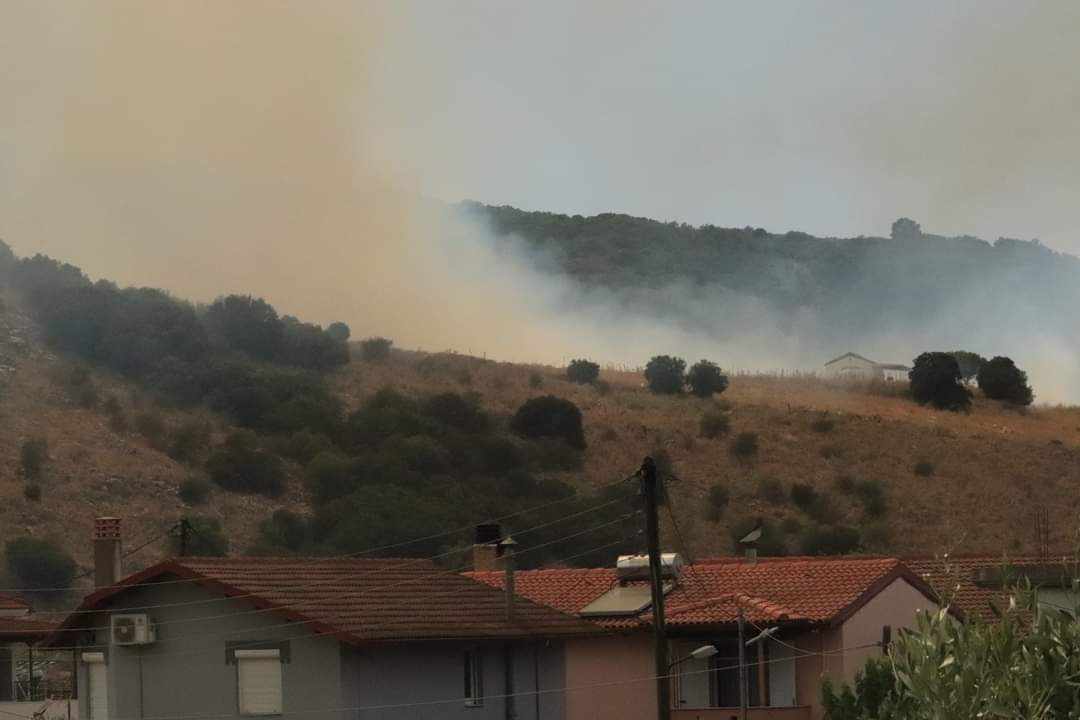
left=93, top=517, right=123, bottom=589
left=472, top=523, right=502, bottom=571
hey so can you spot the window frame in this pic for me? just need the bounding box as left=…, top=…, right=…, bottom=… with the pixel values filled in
left=233, top=647, right=284, bottom=717
left=464, top=648, right=484, bottom=708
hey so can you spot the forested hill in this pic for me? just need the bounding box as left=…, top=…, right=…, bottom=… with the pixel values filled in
left=462, top=202, right=1080, bottom=343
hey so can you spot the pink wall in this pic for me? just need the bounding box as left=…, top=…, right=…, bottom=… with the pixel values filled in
left=839, top=578, right=939, bottom=683
left=565, top=635, right=654, bottom=720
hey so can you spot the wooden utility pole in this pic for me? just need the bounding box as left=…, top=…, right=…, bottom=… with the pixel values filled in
left=738, top=609, right=748, bottom=720
left=641, top=457, right=671, bottom=720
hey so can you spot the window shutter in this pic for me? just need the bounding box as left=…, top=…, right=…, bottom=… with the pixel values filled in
left=236, top=649, right=282, bottom=715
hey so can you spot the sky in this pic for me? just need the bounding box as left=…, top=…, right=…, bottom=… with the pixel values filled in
left=1, top=1, right=1078, bottom=389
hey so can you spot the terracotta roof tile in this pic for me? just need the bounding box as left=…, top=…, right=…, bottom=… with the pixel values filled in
left=469, top=556, right=934, bottom=630
left=55, top=557, right=599, bottom=645
left=0, top=592, right=29, bottom=611
left=0, top=615, right=57, bottom=640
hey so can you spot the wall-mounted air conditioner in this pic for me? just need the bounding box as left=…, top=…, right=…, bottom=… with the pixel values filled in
left=111, top=614, right=156, bottom=646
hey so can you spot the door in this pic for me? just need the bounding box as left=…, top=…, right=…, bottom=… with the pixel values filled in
left=83, top=652, right=108, bottom=720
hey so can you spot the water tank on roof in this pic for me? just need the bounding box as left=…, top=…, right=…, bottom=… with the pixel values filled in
left=616, top=553, right=682, bottom=581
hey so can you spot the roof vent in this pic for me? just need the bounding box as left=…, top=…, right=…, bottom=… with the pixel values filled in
left=616, top=554, right=682, bottom=581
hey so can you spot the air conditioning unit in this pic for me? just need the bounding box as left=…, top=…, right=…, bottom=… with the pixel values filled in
left=111, top=614, right=156, bottom=646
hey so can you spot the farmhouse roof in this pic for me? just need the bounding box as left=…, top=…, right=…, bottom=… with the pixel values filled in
left=824, top=352, right=877, bottom=366
left=469, top=556, right=942, bottom=631
left=52, top=556, right=599, bottom=645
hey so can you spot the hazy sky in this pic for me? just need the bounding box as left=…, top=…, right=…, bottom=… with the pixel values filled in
left=1, top=1, right=1078, bottom=381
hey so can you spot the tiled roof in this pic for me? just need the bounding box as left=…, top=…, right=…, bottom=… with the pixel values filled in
left=54, top=557, right=600, bottom=645
left=0, top=615, right=58, bottom=640
left=0, top=592, right=29, bottom=611
left=469, top=556, right=937, bottom=630
left=905, top=555, right=1079, bottom=623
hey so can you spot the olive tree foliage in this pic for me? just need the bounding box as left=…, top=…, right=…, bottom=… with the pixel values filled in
left=566, top=359, right=600, bottom=384
left=977, top=356, right=1034, bottom=405
left=891, top=217, right=923, bottom=242
left=644, top=355, right=686, bottom=394
left=686, top=359, right=729, bottom=398
left=909, top=352, right=972, bottom=411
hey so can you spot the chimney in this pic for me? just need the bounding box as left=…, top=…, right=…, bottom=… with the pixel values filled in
left=472, top=523, right=502, bottom=571
left=93, top=517, right=123, bottom=589
left=501, top=536, right=518, bottom=622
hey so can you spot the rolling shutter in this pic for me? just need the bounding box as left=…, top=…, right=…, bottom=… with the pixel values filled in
left=83, top=652, right=108, bottom=720
left=236, top=649, right=282, bottom=716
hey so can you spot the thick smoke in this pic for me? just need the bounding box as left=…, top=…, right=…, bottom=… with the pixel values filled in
left=2, top=2, right=1077, bottom=402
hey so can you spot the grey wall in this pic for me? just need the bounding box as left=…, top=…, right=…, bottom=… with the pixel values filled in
left=340, top=640, right=565, bottom=720
left=76, top=582, right=567, bottom=720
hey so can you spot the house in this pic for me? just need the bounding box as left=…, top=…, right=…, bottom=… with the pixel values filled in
left=52, top=518, right=599, bottom=720
left=469, top=553, right=943, bottom=720
left=0, top=592, right=69, bottom=719
left=907, top=555, right=1080, bottom=622
left=822, top=353, right=909, bottom=382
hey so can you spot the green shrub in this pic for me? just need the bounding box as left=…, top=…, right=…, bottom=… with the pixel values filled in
left=171, top=516, right=228, bottom=556
left=206, top=431, right=286, bottom=497
left=909, top=352, right=972, bottom=411
left=359, top=337, right=393, bottom=362
left=810, top=416, right=835, bottom=433
left=325, top=322, right=351, bottom=343
left=780, top=516, right=803, bottom=535
left=819, top=444, right=843, bottom=459
left=644, top=355, right=686, bottom=395
left=730, top=431, right=759, bottom=459
left=526, top=437, right=584, bottom=472
left=23, top=484, right=42, bottom=502
left=706, top=484, right=730, bottom=521
left=168, top=420, right=211, bottom=464
left=854, top=479, right=887, bottom=518
left=800, top=525, right=861, bottom=555
left=594, top=379, right=612, bottom=396
left=5, top=537, right=77, bottom=591
left=977, top=356, right=1034, bottom=405
left=914, top=460, right=935, bottom=477
left=178, top=477, right=212, bottom=505
left=821, top=658, right=897, bottom=720
left=687, top=359, right=729, bottom=398
left=566, top=359, right=600, bottom=384
left=757, top=476, right=785, bottom=503
left=19, top=437, right=48, bottom=481
left=790, top=482, right=819, bottom=512
left=475, top=435, right=525, bottom=475
left=258, top=509, right=310, bottom=553
left=276, top=429, right=335, bottom=464
left=423, top=392, right=489, bottom=434
left=699, top=410, right=730, bottom=439
left=134, top=411, right=168, bottom=449
left=510, top=395, right=586, bottom=449
left=528, top=372, right=544, bottom=389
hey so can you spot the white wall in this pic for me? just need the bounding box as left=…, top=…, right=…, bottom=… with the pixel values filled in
left=839, top=578, right=939, bottom=682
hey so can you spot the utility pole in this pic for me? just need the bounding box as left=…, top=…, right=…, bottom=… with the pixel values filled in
left=737, top=609, right=748, bottom=720
left=641, top=457, right=671, bottom=720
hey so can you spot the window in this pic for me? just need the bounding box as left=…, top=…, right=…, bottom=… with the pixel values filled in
left=82, top=652, right=108, bottom=720
left=236, top=649, right=283, bottom=716
left=464, top=649, right=483, bottom=707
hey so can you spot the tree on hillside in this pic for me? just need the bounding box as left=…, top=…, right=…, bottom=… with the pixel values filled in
left=891, top=217, right=923, bottom=241
left=205, top=295, right=284, bottom=361
left=909, top=352, right=972, bottom=411
left=644, top=355, right=687, bottom=395
left=566, top=359, right=600, bottom=384
left=326, top=322, right=351, bottom=343
left=5, top=537, right=76, bottom=592
left=686, top=359, right=729, bottom=398
left=510, top=395, right=586, bottom=450
left=360, top=337, right=393, bottom=362
left=949, top=350, right=986, bottom=382
left=977, top=356, right=1034, bottom=405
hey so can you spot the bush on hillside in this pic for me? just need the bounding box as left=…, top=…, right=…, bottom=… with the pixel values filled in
left=528, top=372, right=544, bottom=389
left=170, top=516, right=228, bottom=557
left=5, top=537, right=77, bottom=591
left=23, top=485, right=42, bottom=502
left=949, top=350, right=987, bottom=382
left=913, top=460, right=935, bottom=477
left=756, top=476, right=785, bottom=504
left=168, top=420, right=212, bottom=464
left=699, top=410, right=731, bottom=438
left=854, top=479, right=887, bottom=518
left=258, top=510, right=311, bottom=554
left=566, top=359, right=600, bottom=384
left=790, top=483, right=820, bottom=512
left=800, top=525, right=861, bottom=555
left=686, top=360, right=729, bottom=398
left=644, top=355, right=686, bottom=395
left=19, top=437, right=48, bottom=481
left=810, top=416, right=835, bottom=433
left=510, top=396, right=586, bottom=450
left=275, top=429, right=335, bottom=465
left=178, top=476, right=212, bottom=505
left=819, top=444, right=843, bottom=459
left=423, top=392, right=489, bottom=434
left=977, top=356, right=1034, bottom=405
left=706, top=484, right=730, bottom=521
left=730, top=431, right=759, bottom=459
left=909, top=352, right=972, bottom=411
left=134, top=411, right=168, bottom=449
left=206, top=431, right=286, bottom=497
left=359, top=337, right=393, bottom=362
left=205, top=295, right=284, bottom=362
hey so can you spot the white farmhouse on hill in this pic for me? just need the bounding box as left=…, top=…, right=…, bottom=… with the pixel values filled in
left=824, top=352, right=909, bottom=381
